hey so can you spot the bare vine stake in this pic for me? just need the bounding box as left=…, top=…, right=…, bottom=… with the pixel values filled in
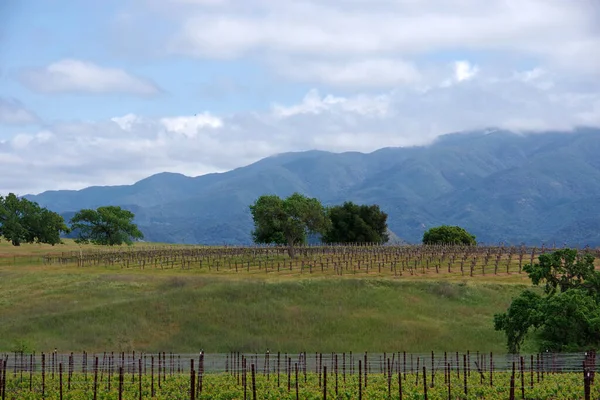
left=323, top=365, right=327, bottom=400
left=387, top=358, right=391, bottom=398
left=358, top=360, right=362, bottom=400
left=398, top=360, right=403, bottom=400
left=490, top=352, right=493, bottom=386
left=190, top=359, right=195, bottom=400
left=251, top=364, right=257, bottom=400
left=138, top=359, right=142, bottom=400
left=423, top=366, right=428, bottom=400
left=447, top=363, right=451, bottom=400
left=93, top=357, right=98, bottom=400
left=520, top=356, right=525, bottom=399
left=530, top=355, right=534, bottom=389
left=118, top=366, right=123, bottom=400
left=59, top=363, right=63, bottom=400
left=463, top=354, right=467, bottom=396
left=295, top=363, right=299, bottom=400
left=29, top=354, right=33, bottom=392
left=288, top=357, right=291, bottom=392
left=151, top=356, right=155, bottom=397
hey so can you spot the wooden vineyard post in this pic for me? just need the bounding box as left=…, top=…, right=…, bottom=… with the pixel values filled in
left=358, top=360, right=362, bottom=400
left=59, top=363, right=63, bottom=400
left=138, top=359, right=142, bottom=400
left=93, top=357, right=98, bottom=400
left=431, top=351, right=435, bottom=388
left=509, top=361, right=515, bottom=400
left=190, top=359, right=196, bottom=400
left=118, top=366, right=124, bottom=400
left=489, top=352, right=493, bottom=387
left=277, top=352, right=280, bottom=387
left=343, top=353, right=346, bottom=383
left=583, top=361, right=591, bottom=400
left=398, top=360, right=403, bottom=400
left=447, top=363, right=451, bottom=400
left=29, top=354, right=33, bottom=392
left=423, top=366, right=428, bottom=400
left=323, top=365, right=327, bottom=400
left=463, top=354, right=467, bottom=397
left=151, top=356, right=155, bottom=398
left=295, top=363, right=299, bottom=400
left=251, top=364, right=257, bottom=400
left=288, top=357, right=291, bottom=392
left=364, top=352, right=367, bottom=388
left=520, top=356, right=525, bottom=399
left=335, top=354, right=339, bottom=397
left=387, top=358, right=391, bottom=398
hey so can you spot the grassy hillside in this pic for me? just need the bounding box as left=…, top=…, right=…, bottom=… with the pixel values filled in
left=0, top=241, right=543, bottom=354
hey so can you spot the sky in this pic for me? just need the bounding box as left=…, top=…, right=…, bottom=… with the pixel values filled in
left=0, top=0, right=599, bottom=195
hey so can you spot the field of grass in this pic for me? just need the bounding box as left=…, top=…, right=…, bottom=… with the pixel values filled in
left=0, top=240, right=549, bottom=355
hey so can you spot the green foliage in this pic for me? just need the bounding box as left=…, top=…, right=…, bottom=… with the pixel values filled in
left=69, top=206, right=143, bottom=246
left=494, top=248, right=600, bottom=353
left=422, top=225, right=477, bottom=245
left=322, top=201, right=389, bottom=244
left=0, top=193, right=68, bottom=246
left=249, top=193, right=330, bottom=256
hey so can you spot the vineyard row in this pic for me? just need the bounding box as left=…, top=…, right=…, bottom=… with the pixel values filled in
left=0, top=350, right=597, bottom=399
left=37, top=244, right=600, bottom=277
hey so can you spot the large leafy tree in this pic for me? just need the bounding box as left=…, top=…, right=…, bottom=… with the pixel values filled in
left=322, top=201, right=389, bottom=244
left=69, top=206, right=144, bottom=246
left=0, top=193, right=69, bottom=246
left=494, top=248, right=600, bottom=353
left=249, top=193, right=330, bottom=257
left=422, top=225, right=476, bottom=246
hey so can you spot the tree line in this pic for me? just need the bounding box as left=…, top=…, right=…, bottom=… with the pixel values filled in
left=0, top=193, right=143, bottom=246
left=249, top=192, right=476, bottom=257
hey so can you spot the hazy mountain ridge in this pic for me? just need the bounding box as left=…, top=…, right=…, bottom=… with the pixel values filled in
left=24, top=128, right=600, bottom=246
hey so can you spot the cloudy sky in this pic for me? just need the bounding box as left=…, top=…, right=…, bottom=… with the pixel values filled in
left=1, top=0, right=599, bottom=195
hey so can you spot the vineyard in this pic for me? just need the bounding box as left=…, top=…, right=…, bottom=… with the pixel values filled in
left=0, top=350, right=597, bottom=399
left=34, top=243, right=600, bottom=278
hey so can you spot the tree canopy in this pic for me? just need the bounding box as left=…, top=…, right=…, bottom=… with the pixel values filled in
left=249, top=193, right=330, bottom=257
left=494, top=248, right=600, bottom=353
left=322, top=201, right=389, bottom=244
left=422, top=225, right=476, bottom=246
left=0, top=193, right=69, bottom=246
left=69, top=206, right=144, bottom=246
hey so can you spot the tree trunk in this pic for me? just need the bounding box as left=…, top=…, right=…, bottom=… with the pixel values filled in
left=287, top=245, right=295, bottom=259
left=287, top=238, right=296, bottom=259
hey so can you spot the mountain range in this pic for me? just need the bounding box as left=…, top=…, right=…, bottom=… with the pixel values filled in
left=24, top=128, right=600, bottom=246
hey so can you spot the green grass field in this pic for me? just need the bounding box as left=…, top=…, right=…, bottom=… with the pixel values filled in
left=0, top=240, right=544, bottom=354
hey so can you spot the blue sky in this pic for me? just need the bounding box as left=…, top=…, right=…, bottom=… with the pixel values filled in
left=1, top=0, right=599, bottom=195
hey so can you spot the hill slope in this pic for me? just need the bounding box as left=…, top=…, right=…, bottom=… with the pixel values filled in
left=25, top=128, right=600, bottom=245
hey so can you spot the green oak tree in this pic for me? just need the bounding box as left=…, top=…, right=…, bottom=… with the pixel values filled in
left=322, top=201, right=389, bottom=244
left=422, top=225, right=476, bottom=245
left=0, top=193, right=69, bottom=246
left=69, top=206, right=144, bottom=246
left=249, top=193, right=330, bottom=258
left=494, top=248, right=600, bottom=353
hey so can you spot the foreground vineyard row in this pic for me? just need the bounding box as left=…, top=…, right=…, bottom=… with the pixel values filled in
left=0, top=351, right=597, bottom=399
left=39, top=244, right=600, bottom=277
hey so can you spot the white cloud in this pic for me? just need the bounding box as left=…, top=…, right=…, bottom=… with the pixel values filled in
left=18, top=59, right=161, bottom=95
left=159, top=113, right=224, bottom=137
left=2, top=68, right=599, bottom=195
left=0, top=98, right=39, bottom=124
left=279, top=59, right=421, bottom=88
left=272, top=89, right=391, bottom=118
left=161, top=0, right=600, bottom=88
left=454, top=61, right=479, bottom=82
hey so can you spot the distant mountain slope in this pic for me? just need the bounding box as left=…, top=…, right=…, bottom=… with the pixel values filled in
left=25, top=128, right=600, bottom=246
